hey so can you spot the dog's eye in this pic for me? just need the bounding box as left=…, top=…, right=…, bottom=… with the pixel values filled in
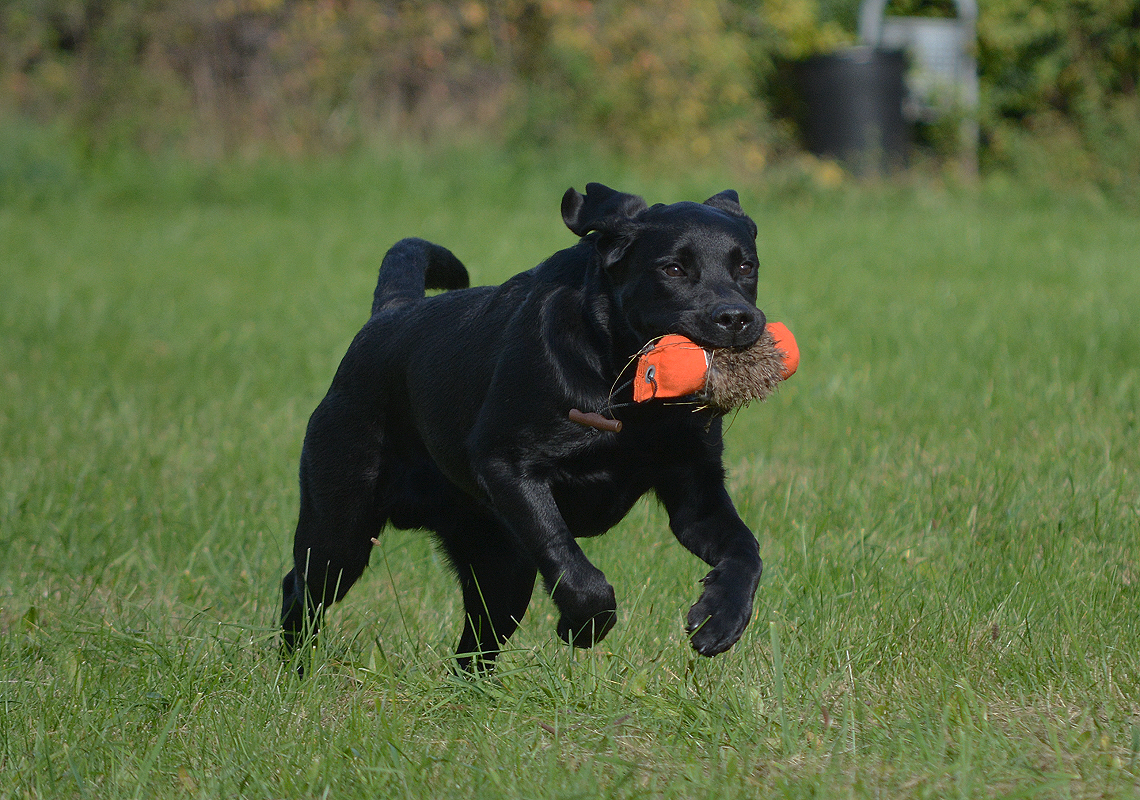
left=735, top=262, right=756, bottom=278
left=662, top=263, right=686, bottom=278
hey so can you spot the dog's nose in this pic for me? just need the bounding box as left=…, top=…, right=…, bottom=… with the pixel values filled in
left=712, top=304, right=761, bottom=336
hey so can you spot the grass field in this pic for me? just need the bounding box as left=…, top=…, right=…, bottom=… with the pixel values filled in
left=2, top=143, right=1139, bottom=798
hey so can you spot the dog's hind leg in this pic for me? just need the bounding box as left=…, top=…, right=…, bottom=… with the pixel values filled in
left=436, top=517, right=538, bottom=671
left=281, top=511, right=379, bottom=658
left=281, top=402, right=386, bottom=658
left=280, top=537, right=375, bottom=658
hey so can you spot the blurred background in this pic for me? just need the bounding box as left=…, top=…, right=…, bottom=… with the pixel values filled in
left=2, top=0, right=1138, bottom=198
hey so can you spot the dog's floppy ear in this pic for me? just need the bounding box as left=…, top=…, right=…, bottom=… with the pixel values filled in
left=562, top=183, right=647, bottom=237
left=704, top=189, right=757, bottom=239
left=562, top=183, right=648, bottom=269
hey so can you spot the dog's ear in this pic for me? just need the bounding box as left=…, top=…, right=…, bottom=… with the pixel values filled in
left=704, top=189, right=757, bottom=239
left=561, top=183, right=647, bottom=237
left=703, top=189, right=742, bottom=214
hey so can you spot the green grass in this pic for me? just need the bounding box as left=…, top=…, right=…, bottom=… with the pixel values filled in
left=2, top=143, right=1139, bottom=798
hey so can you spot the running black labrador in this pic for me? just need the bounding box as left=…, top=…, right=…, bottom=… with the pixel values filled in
left=280, top=183, right=767, bottom=669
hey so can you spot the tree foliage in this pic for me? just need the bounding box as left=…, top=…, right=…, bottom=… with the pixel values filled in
left=1, top=0, right=1137, bottom=189
left=0, top=0, right=773, bottom=159
left=977, top=0, right=1140, bottom=188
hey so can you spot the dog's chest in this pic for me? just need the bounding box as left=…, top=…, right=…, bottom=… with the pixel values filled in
left=549, top=428, right=689, bottom=537
left=551, top=474, right=649, bottom=538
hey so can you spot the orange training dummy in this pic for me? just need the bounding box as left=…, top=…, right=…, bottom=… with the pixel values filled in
left=634, top=321, right=798, bottom=411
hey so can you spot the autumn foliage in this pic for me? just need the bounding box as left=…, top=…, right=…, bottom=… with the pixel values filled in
left=2, top=0, right=1138, bottom=190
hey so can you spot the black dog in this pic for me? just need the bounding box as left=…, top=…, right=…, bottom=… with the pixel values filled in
left=281, top=183, right=766, bottom=669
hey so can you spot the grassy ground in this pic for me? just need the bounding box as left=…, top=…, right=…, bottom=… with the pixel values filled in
left=2, top=143, right=1139, bottom=798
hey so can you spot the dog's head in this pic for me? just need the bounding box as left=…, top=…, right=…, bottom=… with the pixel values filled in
left=562, top=183, right=764, bottom=350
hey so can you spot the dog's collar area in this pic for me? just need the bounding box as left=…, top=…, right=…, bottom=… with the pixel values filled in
left=567, top=336, right=707, bottom=433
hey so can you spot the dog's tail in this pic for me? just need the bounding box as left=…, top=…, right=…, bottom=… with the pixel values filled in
left=372, top=237, right=470, bottom=315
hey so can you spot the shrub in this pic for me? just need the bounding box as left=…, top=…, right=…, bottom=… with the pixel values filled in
left=977, top=0, right=1140, bottom=197
left=516, top=0, right=769, bottom=161
left=0, top=0, right=511, bottom=154
left=1, top=0, right=1137, bottom=195
left=0, top=0, right=770, bottom=162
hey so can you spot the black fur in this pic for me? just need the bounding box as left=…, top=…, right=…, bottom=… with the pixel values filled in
left=281, top=183, right=767, bottom=669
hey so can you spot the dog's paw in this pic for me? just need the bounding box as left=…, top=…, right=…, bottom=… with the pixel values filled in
left=557, top=607, right=618, bottom=648
left=553, top=576, right=618, bottom=648
left=685, top=565, right=757, bottom=657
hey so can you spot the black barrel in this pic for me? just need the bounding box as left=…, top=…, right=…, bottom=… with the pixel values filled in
left=794, top=46, right=909, bottom=174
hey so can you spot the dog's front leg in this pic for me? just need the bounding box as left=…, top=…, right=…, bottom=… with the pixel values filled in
left=657, top=465, right=763, bottom=657
left=475, top=458, right=617, bottom=648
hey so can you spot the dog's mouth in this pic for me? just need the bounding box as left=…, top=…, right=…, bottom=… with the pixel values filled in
left=679, top=323, right=766, bottom=353
left=670, top=306, right=766, bottom=353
